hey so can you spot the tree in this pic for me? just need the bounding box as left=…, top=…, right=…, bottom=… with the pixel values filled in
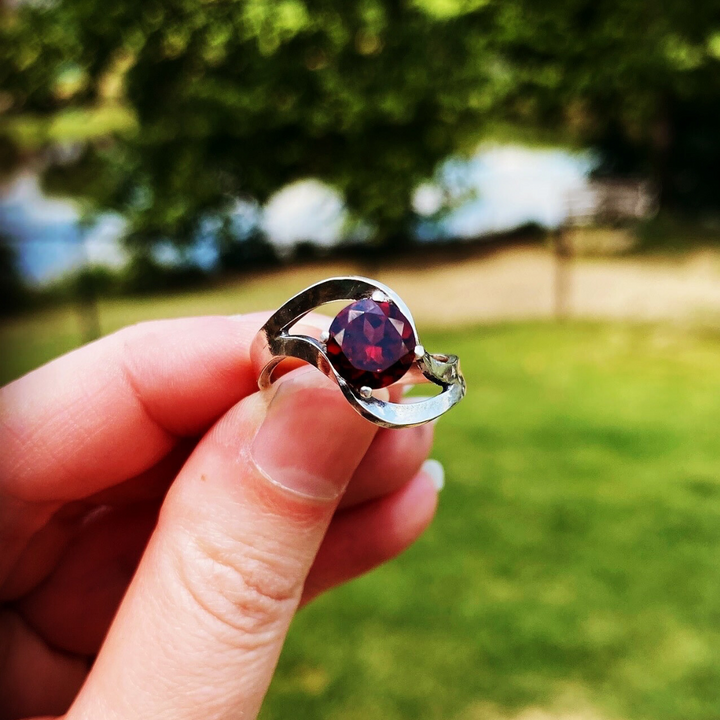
left=483, top=0, right=720, bottom=208
left=1, top=0, right=719, bottom=256
left=1, top=0, right=510, bottom=249
left=0, top=235, right=29, bottom=315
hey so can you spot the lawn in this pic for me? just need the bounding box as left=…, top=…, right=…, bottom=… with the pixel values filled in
left=263, top=322, right=720, bottom=720
left=2, top=305, right=720, bottom=720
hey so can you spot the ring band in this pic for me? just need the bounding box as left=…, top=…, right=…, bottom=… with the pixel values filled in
left=250, top=276, right=466, bottom=429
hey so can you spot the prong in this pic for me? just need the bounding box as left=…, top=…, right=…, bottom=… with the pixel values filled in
left=359, top=386, right=373, bottom=399
left=320, top=330, right=330, bottom=343
left=414, top=344, right=425, bottom=361
left=371, top=289, right=387, bottom=302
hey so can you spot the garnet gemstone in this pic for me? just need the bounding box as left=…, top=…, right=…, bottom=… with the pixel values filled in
left=326, top=298, right=416, bottom=389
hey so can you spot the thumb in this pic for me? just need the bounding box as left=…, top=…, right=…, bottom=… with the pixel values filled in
left=66, top=368, right=381, bottom=720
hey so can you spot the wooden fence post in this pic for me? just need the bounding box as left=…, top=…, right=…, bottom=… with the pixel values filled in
left=552, top=227, right=572, bottom=320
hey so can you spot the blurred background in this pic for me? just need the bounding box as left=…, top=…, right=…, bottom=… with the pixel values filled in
left=2, top=0, right=720, bottom=718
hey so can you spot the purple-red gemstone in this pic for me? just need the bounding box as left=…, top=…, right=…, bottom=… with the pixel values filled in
left=326, top=298, right=416, bottom=389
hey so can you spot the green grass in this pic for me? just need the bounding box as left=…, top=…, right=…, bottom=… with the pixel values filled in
left=265, top=323, right=720, bottom=720
left=3, top=308, right=720, bottom=720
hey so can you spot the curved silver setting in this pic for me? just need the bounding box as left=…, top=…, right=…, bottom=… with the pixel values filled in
left=250, top=276, right=466, bottom=429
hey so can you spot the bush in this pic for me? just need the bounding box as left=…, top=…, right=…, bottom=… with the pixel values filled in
left=0, top=239, right=31, bottom=315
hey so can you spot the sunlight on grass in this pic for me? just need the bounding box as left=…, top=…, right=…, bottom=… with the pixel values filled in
left=264, top=323, right=720, bottom=720
left=2, top=299, right=720, bottom=720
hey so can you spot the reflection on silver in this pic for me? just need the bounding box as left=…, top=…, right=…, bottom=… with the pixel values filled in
left=250, top=276, right=466, bottom=429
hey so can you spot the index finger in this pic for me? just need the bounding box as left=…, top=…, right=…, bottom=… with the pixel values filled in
left=0, top=313, right=327, bottom=503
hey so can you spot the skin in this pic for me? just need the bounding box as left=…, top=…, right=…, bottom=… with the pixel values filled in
left=0, top=313, right=438, bottom=720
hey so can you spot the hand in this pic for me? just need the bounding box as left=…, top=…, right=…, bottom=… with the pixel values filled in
left=0, top=314, right=440, bottom=720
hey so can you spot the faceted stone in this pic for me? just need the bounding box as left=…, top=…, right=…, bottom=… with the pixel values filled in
left=326, top=298, right=416, bottom=389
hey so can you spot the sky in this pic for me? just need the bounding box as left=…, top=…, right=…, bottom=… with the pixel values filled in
left=0, top=144, right=595, bottom=285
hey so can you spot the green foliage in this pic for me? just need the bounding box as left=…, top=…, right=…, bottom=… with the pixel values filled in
left=2, top=0, right=720, bottom=251
left=2, top=0, right=506, bottom=246
left=120, top=253, right=211, bottom=294
left=0, top=237, right=30, bottom=315
left=217, top=228, right=279, bottom=272
left=44, top=254, right=214, bottom=299
left=635, top=214, right=720, bottom=254
left=0, top=106, right=136, bottom=150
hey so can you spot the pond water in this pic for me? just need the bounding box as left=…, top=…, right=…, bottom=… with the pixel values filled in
left=0, top=144, right=595, bottom=284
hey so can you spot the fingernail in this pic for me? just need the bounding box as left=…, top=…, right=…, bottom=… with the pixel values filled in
left=251, top=370, right=375, bottom=501
left=422, top=459, right=445, bottom=491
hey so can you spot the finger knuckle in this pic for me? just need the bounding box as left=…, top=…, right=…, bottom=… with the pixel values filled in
left=170, top=528, right=302, bottom=649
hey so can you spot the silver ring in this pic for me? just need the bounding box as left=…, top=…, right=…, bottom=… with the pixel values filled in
left=250, top=276, right=466, bottom=429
